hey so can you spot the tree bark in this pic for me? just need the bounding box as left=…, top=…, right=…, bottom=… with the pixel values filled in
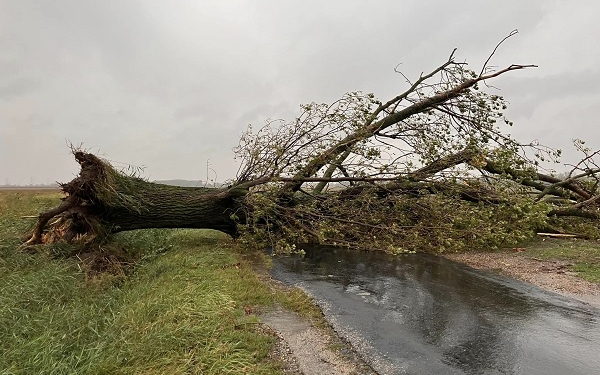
left=100, top=185, right=241, bottom=235
left=24, top=151, right=243, bottom=245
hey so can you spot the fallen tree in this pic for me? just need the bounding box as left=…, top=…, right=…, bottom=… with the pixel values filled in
left=24, top=151, right=244, bottom=245
left=24, top=36, right=600, bottom=253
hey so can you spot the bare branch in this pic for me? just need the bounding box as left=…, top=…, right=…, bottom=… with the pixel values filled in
left=479, top=29, right=519, bottom=77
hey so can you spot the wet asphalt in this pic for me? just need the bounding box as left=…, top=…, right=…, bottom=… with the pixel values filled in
left=269, top=247, right=600, bottom=375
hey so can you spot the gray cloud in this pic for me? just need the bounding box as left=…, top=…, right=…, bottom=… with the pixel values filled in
left=1, top=0, right=598, bottom=184
left=0, top=77, right=40, bottom=98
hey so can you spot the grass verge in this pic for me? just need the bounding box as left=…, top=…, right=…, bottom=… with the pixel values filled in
left=0, top=190, right=316, bottom=374
left=517, top=237, right=600, bottom=283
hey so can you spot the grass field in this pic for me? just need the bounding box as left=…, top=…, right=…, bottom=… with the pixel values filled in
left=0, top=190, right=315, bottom=375
left=521, top=237, right=600, bottom=283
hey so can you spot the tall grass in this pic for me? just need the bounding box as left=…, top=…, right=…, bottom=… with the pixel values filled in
left=0, top=191, right=286, bottom=374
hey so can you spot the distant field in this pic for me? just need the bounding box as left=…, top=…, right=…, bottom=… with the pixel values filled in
left=0, top=186, right=61, bottom=193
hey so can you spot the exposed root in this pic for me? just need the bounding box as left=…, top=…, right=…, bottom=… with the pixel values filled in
left=22, top=149, right=241, bottom=250
left=22, top=196, right=78, bottom=246
left=21, top=150, right=118, bottom=247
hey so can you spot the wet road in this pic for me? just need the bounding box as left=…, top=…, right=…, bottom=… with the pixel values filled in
left=269, top=247, right=600, bottom=375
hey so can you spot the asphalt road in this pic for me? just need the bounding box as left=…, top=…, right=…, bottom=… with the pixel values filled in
left=270, top=248, right=600, bottom=375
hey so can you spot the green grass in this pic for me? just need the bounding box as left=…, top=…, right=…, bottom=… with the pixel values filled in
left=518, top=237, right=600, bottom=283
left=0, top=190, right=301, bottom=374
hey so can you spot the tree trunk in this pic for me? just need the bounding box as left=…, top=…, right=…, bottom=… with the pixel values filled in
left=24, top=151, right=243, bottom=245
left=100, top=185, right=241, bottom=235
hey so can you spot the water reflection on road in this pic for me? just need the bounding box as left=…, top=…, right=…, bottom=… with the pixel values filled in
left=269, top=247, right=600, bottom=375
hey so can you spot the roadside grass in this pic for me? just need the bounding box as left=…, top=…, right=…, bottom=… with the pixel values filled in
left=518, top=237, right=600, bottom=283
left=0, top=190, right=311, bottom=374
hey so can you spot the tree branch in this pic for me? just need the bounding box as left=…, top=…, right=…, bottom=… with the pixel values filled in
left=279, top=60, right=535, bottom=194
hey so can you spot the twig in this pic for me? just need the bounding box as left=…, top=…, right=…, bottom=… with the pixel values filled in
left=479, top=29, right=519, bottom=77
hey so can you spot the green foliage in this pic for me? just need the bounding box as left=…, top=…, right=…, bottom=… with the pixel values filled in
left=231, top=58, right=568, bottom=255
left=239, top=182, right=551, bottom=254
left=234, top=92, right=380, bottom=182
left=547, top=215, right=600, bottom=240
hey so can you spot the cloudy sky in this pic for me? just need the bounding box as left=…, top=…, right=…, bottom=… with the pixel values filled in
left=1, top=0, right=599, bottom=185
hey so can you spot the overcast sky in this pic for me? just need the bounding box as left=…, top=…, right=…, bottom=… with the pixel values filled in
left=1, top=0, right=599, bottom=185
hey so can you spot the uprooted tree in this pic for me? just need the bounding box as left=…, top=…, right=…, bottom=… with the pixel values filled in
left=23, top=43, right=600, bottom=254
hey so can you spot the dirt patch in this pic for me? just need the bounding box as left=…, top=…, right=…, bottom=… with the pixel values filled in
left=261, top=308, right=375, bottom=375
left=444, top=251, right=600, bottom=308
left=242, top=252, right=376, bottom=374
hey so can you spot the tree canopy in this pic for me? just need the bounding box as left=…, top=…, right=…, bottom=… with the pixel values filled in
left=23, top=40, right=600, bottom=255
